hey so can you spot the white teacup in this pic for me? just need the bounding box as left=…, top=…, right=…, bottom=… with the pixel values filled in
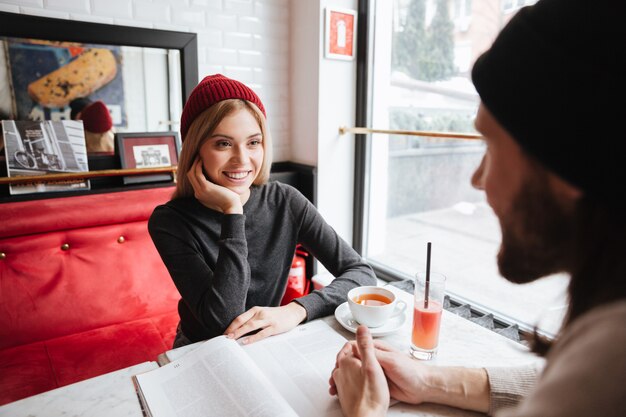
left=347, top=286, right=407, bottom=328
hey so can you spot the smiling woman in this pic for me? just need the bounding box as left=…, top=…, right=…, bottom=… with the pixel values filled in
left=148, top=74, right=377, bottom=349
left=196, top=104, right=266, bottom=206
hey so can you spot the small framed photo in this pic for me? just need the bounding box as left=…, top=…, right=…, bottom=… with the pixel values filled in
left=116, top=131, right=181, bottom=185
left=324, top=7, right=357, bottom=60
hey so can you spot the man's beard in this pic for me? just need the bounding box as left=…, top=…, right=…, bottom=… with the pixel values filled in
left=497, top=173, right=577, bottom=284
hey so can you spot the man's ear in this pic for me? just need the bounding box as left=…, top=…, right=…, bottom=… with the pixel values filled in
left=548, top=172, right=583, bottom=202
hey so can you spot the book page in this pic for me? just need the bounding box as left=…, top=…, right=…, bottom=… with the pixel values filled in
left=242, top=320, right=348, bottom=417
left=135, top=336, right=297, bottom=417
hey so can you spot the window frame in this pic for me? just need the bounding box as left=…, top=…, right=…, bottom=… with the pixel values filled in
left=351, top=0, right=551, bottom=339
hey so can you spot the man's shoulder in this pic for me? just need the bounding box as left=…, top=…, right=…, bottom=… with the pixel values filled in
left=552, top=300, right=626, bottom=362
left=568, top=300, right=626, bottom=335
left=522, top=301, right=626, bottom=417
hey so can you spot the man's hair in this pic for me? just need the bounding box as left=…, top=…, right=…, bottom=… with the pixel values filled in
left=472, top=0, right=625, bottom=207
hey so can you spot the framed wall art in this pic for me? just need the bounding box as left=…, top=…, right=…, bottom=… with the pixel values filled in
left=324, top=7, right=357, bottom=60
left=116, top=131, right=180, bottom=185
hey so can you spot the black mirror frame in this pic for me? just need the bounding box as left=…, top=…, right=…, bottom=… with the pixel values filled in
left=0, top=11, right=198, bottom=105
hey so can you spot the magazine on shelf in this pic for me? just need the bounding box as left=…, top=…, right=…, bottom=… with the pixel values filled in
left=133, top=320, right=348, bottom=417
left=1, top=119, right=90, bottom=194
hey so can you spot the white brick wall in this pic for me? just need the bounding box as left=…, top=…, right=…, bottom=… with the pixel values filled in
left=0, top=0, right=291, bottom=161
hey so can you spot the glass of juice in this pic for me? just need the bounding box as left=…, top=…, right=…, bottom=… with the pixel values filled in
left=410, top=272, right=446, bottom=360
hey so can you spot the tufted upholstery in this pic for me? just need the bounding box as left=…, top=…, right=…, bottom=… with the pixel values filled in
left=0, top=187, right=180, bottom=405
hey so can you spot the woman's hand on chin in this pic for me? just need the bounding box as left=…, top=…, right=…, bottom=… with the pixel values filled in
left=188, top=159, right=243, bottom=214
left=224, top=302, right=308, bottom=344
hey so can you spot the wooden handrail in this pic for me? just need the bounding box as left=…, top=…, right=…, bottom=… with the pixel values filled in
left=339, top=126, right=482, bottom=140
left=0, top=166, right=177, bottom=185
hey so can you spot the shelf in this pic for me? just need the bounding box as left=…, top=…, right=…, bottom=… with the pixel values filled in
left=0, top=166, right=177, bottom=185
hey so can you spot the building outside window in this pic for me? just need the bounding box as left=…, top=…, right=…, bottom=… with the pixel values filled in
left=357, top=0, right=563, bottom=337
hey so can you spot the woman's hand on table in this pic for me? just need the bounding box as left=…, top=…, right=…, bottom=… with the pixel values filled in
left=329, top=326, right=389, bottom=417
left=224, top=302, right=307, bottom=344
left=188, top=159, right=243, bottom=214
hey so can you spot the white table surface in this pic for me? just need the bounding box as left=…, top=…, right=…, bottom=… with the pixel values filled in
left=1, top=286, right=541, bottom=417
left=162, top=286, right=541, bottom=416
left=0, top=361, right=158, bottom=417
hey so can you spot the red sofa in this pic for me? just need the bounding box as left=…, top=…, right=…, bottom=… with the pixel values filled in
left=0, top=187, right=180, bottom=405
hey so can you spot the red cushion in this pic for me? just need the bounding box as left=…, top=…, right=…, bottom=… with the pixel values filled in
left=0, top=342, right=57, bottom=406
left=47, top=314, right=174, bottom=387
left=0, top=187, right=181, bottom=405
left=0, top=311, right=179, bottom=405
left=151, top=310, right=180, bottom=348
left=0, top=221, right=179, bottom=350
left=0, top=187, right=174, bottom=239
left=0, top=187, right=179, bottom=350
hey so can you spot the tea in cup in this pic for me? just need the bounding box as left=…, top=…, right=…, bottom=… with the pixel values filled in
left=347, top=286, right=407, bottom=328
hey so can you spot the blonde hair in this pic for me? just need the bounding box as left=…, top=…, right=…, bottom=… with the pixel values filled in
left=85, top=129, right=115, bottom=153
left=173, top=99, right=272, bottom=199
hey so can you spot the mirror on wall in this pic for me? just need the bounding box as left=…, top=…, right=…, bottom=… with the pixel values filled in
left=0, top=12, right=197, bottom=136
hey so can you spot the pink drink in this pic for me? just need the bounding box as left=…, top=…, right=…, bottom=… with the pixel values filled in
left=411, top=300, right=442, bottom=350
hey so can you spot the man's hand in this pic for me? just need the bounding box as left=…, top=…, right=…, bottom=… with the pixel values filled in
left=375, top=340, right=491, bottom=412
left=224, top=302, right=307, bottom=344
left=188, top=159, right=243, bottom=214
left=372, top=340, right=432, bottom=404
left=329, top=326, right=389, bottom=417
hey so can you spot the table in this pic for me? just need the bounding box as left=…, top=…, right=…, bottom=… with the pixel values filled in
left=0, top=361, right=157, bottom=417
left=0, top=286, right=541, bottom=417
left=160, top=286, right=541, bottom=417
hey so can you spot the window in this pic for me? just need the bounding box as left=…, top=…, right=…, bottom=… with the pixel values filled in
left=503, top=0, right=538, bottom=13
left=356, top=0, right=566, bottom=337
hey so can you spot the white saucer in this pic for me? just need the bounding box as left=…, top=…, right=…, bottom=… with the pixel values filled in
left=334, top=302, right=407, bottom=337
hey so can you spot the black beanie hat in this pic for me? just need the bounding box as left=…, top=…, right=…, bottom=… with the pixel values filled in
left=472, top=0, right=626, bottom=205
left=69, top=97, right=93, bottom=120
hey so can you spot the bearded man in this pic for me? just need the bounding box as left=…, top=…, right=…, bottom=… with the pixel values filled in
left=330, top=0, right=626, bottom=416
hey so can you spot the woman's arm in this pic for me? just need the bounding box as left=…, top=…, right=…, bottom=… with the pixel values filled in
left=283, top=185, right=377, bottom=320
left=148, top=206, right=252, bottom=339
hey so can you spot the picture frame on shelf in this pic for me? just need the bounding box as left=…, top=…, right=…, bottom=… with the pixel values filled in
left=324, top=7, right=357, bottom=61
left=115, top=131, right=180, bottom=185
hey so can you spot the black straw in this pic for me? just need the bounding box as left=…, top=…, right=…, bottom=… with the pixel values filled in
left=424, top=242, right=432, bottom=309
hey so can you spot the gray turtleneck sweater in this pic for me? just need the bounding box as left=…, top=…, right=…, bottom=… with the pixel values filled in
left=148, top=181, right=376, bottom=343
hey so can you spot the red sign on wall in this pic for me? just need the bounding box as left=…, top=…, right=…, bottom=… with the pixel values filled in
left=325, top=8, right=357, bottom=60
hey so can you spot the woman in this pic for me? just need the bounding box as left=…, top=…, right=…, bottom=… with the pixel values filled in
left=149, top=74, right=376, bottom=348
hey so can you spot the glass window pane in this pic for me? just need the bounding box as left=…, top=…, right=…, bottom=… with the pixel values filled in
left=365, top=0, right=564, bottom=336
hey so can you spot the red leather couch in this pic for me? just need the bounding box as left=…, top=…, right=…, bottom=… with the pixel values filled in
left=0, top=187, right=180, bottom=405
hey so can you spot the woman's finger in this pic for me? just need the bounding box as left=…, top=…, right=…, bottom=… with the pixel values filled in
left=224, top=308, right=258, bottom=336
left=242, top=325, right=273, bottom=344
left=230, top=315, right=269, bottom=340
left=188, top=160, right=204, bottom=193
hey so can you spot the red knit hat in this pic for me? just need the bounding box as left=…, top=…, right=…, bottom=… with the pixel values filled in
left=79, top=100, right=113, bottom=133
left=180, top=74, right=266, bottom=141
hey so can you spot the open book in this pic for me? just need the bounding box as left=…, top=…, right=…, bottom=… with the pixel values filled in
left=133, top=320, right=348, bottom=417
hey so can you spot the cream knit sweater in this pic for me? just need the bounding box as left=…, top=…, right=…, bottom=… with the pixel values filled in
left=485, top=300, right=626, bottom=417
